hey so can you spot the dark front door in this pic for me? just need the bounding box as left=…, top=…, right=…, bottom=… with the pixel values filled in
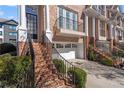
left=26, top=13, right=38, bottom=40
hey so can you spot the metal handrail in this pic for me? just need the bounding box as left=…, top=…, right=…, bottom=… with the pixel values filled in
left=43, top=33, right=76, bottom=85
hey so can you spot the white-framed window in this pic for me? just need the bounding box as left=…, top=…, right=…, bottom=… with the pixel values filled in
left=65, top=44, right=71, bottom=48
left=72, top=44, right=77, bottom=48
left=56, top=43, right=63, bottom=48
left=57, top=6, right=78, bottom=31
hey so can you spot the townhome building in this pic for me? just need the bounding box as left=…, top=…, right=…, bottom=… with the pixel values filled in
left=85, top=5, right=124, bottom=53
left=0, top=18, right=18, bottom=45
left=17, top=5, right=124, bottom=87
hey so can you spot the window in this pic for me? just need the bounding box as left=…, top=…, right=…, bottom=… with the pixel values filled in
left=72, top=44, right=77, bottom=48
left=0, top=31, right=2, bottom=35
left=65, top=44, right=71, bottom=48
left=8, top=25, right=16, bottom=30
left=9, top=32, right=17, bottom=36
left=66, top=11, right=70, bottom=29
left=59, top=7, right=63, bottom=28
left=100, top=21, right=105, bottom=36
left=58, top=6, right=78, bottom=31
left=26, top=13, right=37, bottom=39
left=73, top=13, right=78, bottom=31
left=9, top=39, right=16, bottom=43
left=56, top=43, right=63, bottom=48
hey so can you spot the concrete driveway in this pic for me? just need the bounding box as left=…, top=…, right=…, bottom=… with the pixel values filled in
left=68, top=59, right=124, bottom=88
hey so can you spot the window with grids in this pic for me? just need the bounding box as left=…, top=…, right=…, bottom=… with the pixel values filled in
left=58, top=6, right=78, bottom=31
left=100, top=21, right=105, bottom=36
left=65, top=44, right=71, bottom=48
left=56, top=43, right=63, bottom=48
left=26, top=13, right=37, bottom=39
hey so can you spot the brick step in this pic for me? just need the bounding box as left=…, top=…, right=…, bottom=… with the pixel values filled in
left=42, top=79, right=65, bottom=88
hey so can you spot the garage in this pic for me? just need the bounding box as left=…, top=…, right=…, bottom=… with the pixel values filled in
left=52, top=42, right=84, bottom=60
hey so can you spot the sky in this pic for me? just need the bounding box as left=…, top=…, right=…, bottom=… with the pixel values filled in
left=0, top=5, right=123, bottom=23
left=0, top=5, right=18, bottom=21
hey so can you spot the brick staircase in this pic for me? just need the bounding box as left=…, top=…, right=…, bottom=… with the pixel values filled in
left=90, top=46, right=119, bottom=67
left=32, top=42, right=71, bottom=88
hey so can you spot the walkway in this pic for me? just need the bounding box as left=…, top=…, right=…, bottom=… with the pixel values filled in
left=68, top=59, right=124, bottom=88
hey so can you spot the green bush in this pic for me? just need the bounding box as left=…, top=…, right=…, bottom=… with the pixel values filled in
left=53, top=59, right=66, bottom=74
left=87, top=48, right=96, bottom=61
left=0, top=54, right=31, bottom=87
left=100, top=58, right=113, bottom=66
left=67, top=67, right=87, bottom=88
left=0, top=43, right=17, bottom=55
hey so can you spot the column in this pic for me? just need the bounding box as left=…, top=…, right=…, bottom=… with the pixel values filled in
left=45, top=5, right=53, bottom=42
left=85, top=16, right=88, bottom=37
left=17, top=5, right=27, bottom=42
left=85, top=15, right=89, bottom=59
left=92, top=17, right=96, bottom=47
left=110, top=24, right=113, bottom=39
left=110, top=24, right=114, bottom=50
left=17, top=5, right=27, bottom=56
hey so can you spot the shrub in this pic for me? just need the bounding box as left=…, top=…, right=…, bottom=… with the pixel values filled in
left=0, top=43, right=16, bottom=55
left=53, top=59, right=66, bottom=74
left=67, top=67, right=87, bottom=88
left=0, top=54, right=31, bottom=87
left=100, top=58, right=113, bottom=66
left=87, top=48, right=97, bottom=61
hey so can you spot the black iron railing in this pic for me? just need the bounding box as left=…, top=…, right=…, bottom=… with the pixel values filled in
left=43, top=33, right=76, bottom=86
left=17, top=32, right=35, bottom=88
left=92, top=5, right=105, bottom=16
left=55, top=16, right=84, bottom=32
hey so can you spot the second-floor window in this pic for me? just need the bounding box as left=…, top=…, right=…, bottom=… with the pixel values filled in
left=100, top=21, right=105, bottom=37
left=9, top=26, right=16, bottom=30
left=58, top=6, right=78, bottom=31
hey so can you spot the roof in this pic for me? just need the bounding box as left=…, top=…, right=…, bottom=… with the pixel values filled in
left=0, top=18, right=18, bottom=26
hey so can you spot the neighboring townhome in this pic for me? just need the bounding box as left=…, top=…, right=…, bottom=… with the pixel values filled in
left=0, top=18, right=18, bottom=46
left=85, top=5, right=124, bottom=53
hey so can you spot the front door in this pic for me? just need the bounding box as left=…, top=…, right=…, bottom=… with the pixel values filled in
left=26, top=6, right=38, bottom=40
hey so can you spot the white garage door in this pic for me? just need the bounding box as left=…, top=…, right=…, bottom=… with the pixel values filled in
left=52, top=43, right=77, bottom=60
